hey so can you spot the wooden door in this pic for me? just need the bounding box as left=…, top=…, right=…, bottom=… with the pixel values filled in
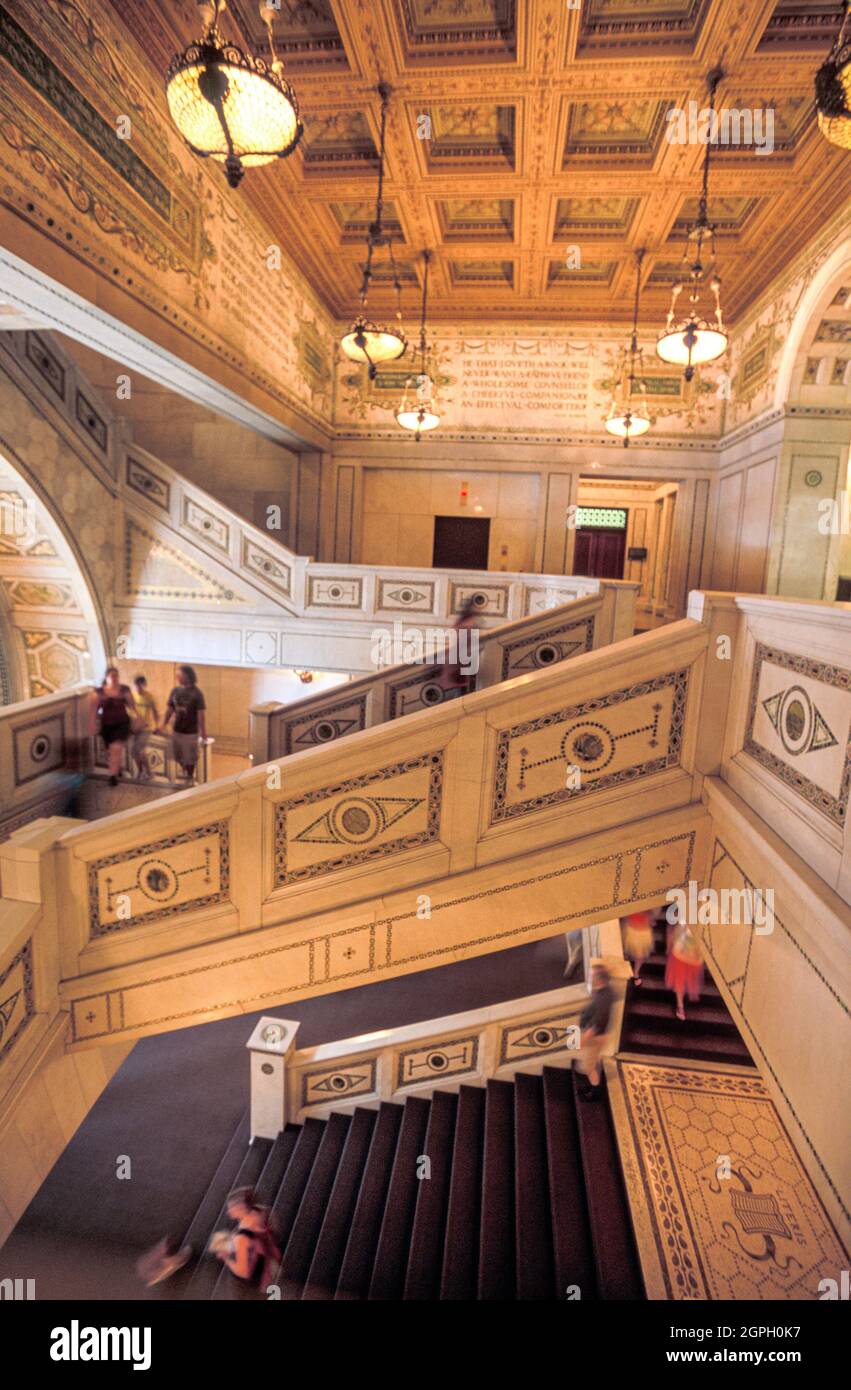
left=572, top=527, right=626, bottom=580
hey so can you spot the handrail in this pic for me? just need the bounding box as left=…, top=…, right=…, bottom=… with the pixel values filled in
left=244, top=965, right=631, bottom=1135
left=249, top=583, right=636, bottom=762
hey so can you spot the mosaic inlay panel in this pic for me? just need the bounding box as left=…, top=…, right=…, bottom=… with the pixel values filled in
left=0, top=939, right=34, bottom=1063
left=376, top=578, right=436, bottom=614
left=386, top=668, right=459, bottom=720
left=491, top=668, right=689, bottom=823
left=611, top=1059, right=849, bottom=1301
left=500, top=616, right=594, bottom=680
left=280, top=694, right=369, bottom=756
left=300, top=1057, right=377, bottom=1110
left=449, top=581, right=507, bottom=618
left=744, top=643, right=851, bottom=827
left=87, top=821, right=231, bottom=936
left=396, top=1034, right=479, bottom=1088
left=241, top=536, right=292, bottom=598
left=523, top=584, right=583, bottom=616
left=498, top=1012, right=580, bottom=1066
left=13, top=711, right=66, bottom=786
left=182, top=496, right=230, bottom=552
left=127, top=456, right=170, bottom=511
left=307, top=575, right=364, bottom=609
left=274, top=752, right=444, bottom=886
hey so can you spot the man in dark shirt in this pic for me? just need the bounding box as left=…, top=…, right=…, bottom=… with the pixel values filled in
left=157, top=664, right=207, bottom=784
left=576, top=964, right=614, bottom=1102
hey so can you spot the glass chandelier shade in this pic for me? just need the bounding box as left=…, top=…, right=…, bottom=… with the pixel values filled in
left=657, top=68, right=728, bottom=380
left=606, top=250, right=651, bottom=447
left=166, top=1, right=303, bottom=189
left=815, top=1, right=851, bottom=149
left=341, top=83, right=407, bottom=377
left=397, top=251, right=439, bottom=441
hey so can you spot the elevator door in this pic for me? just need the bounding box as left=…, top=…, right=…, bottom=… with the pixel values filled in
left=433, top=516, right=491, bottom=570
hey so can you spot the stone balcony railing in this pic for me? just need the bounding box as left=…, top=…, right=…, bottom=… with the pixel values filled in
left=249, top=583, right=636, bottom=764
left=246, top=920, right=629, bottom=1138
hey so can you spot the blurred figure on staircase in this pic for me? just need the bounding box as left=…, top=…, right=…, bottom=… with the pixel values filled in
left=665, top=903, right=704, bottom=1022
left=576, top=963, right=613, bottom=1102
left=157, top=665, right=207, bottom=785
left=622, top=909, right=654, bottom=986
left=90, top=667, right=135, bottom=786
left=209, top=1187, right=281, bottom=1290
left=131, top=674, right=158, bottom=782
left=136, top=1234, right=191, bottom=1288
left=435, top=595, right=481, bottom=700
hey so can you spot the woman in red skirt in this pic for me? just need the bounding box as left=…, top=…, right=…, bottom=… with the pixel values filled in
left=665, top=907, right=704, bottom=1021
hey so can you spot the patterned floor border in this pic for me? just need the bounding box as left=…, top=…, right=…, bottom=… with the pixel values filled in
left=606, top=1053, right=850, bottom=1301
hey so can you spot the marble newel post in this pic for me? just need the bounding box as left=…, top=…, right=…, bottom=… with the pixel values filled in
left=246, top=1016, right=301, bottom=1141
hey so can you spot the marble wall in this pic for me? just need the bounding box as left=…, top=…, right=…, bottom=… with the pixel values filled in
left=360, top=466, right=540, bottom=572
left=62, top=341, right=300, bottom=541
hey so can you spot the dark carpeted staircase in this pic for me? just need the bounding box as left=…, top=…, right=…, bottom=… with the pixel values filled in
left=174, top=1068, right=644, bottom=1302
left=620, top=921, right=755, bottom=1066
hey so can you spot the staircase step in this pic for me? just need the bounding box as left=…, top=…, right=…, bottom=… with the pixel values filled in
left=166, top=1113, right=250, bottom=1298
left=210, top=1126, right=303, bottom=1301
left=275, top=1112, right=352, bottom=1299
left=624, top=996, right=747, bottom=1032
left=620, top=1029, right=755, bottom=1065
left=634, top=966, right=722, bottom=999
left=572, top=1071, right=643, bottom=1300
left=542, top=1067, right=596, bottom=1300
left=478, top=1078, right=516, bottom=1300
left=255, top=1126, right=301, bottom=1210
left=368, top=1096, right=431, bottom=1301
left=514, top=1072, right=555, bottom=1300
left=302, top=1108, right=377, bottom=1301
left=404, top=1090, right=457, bottom=1301
left=269, top=1118, right=326, bottom=1252
left=186, top=1135, right=272, bottom=1299
left=335, top=1103, right=403, bottom=1300
left=440, top=1085, right=486, bottom=1300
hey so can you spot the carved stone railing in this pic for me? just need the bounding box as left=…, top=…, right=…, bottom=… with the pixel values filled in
left=3, top=593, right=850, bottom=1242
left=245, top=939, right=631, bottom=1137
left=1, top=331, right=638, bottom=676
left=249, top=585, right=636, bottom=764
left=118, top=438, right=629, bottom=628
left=687, top=591, right=851, bottom=901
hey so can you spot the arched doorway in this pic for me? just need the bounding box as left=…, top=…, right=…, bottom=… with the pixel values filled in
left=0, top=455, right=106, bottom=703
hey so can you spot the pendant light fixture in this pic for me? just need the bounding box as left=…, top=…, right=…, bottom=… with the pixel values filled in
left=816, top=0, right=851, bottom=150
left=340, top=83, right=407, bottom=378
left=166, top=1, right=303, bottom=190
left=657, top=68, right=728, bottom=380
left=606, top=249, right=651, bottom=447
left=396, top=251, right=440, bottom=440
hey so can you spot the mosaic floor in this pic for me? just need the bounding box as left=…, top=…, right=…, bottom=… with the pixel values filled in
left=606, top=1056, right=849, bottom=1301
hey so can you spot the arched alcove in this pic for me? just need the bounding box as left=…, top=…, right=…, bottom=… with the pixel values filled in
left=0, top=453, right=107, bottom=702
left=776, top=245, right=851, bottom=412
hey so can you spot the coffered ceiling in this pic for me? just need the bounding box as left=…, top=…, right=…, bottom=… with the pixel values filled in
left=110, top=0, right=850, bottom=326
